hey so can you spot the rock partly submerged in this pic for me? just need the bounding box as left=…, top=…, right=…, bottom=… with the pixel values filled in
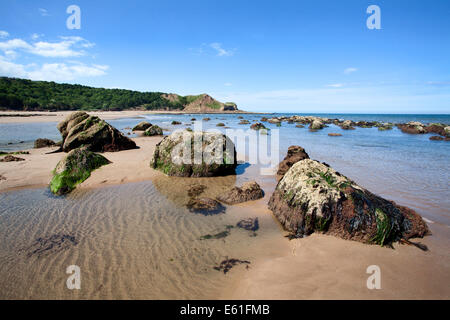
left=50, top=147, right=110, bottom=195
left=150, top=130, right=237, bottom=177
left=217, top=181, right=264, bottom=204
left=268, top=157, right=429, bottom=246
left=57, top=112, right=136, bottom=152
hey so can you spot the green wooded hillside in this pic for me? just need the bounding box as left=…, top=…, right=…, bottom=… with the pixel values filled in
left=0, top=77, right=188, bottom=111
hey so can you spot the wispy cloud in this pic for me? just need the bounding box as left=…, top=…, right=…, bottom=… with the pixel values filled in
left=224, top=82, right=233, bottom=87
left=344, top=67, right=357, bottom=74
left=0, top=31, right=9, bottom=39
left=39, top=8, right=50, bottom=17
left=31, top=33, right=43, bottom=40
left=210, top=43, right=235, bottom=57
left=326, top=83, right=345, bottom=88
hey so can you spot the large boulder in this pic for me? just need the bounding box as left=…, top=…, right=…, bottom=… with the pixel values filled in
left=268, top=159, right=429, bottom=246
left=50, top=147, right=110, bottom=195
left=217, top=181, right=264, bottom=204
left=276, top=146, right=310, bottom=179
left=150, top=130, right=237, bottom=177
left=57, top=112, right=136, bottom=152
left=132, top=121, right=152, bottom=131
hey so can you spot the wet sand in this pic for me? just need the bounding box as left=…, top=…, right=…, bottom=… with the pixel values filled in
left=0, top=115, right=449, bottom=300
left=0, top=136, right=161, bottom=193
left=0, top=110, right=253, bottom=124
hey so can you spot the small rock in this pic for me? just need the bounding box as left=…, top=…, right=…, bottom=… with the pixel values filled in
left=34, top=138, right=56, bottom=148
left=236, top=218, right=259, bottom=232
left=186, top=197, right=225, bottom=215
left=171, top=121, right=182, bottom=125
left=328, top=133, right=342, bottom=137
left=132, top=121, right=152, bottom=131
left=277, top=146, right=310, bottom=178
left=144, top=125, right=163, bottom=136
left=217, top=181, right=264, bottom=204
left=250, top=122, right=267, bottom=131
left=0, top=155, right=25, bottom=162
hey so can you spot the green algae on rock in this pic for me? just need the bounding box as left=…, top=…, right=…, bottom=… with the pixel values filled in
left=268, top=158, right=429, bottom=246
left=150, top=130, right=237, bottom=177
left=50, top=147, right=110, bottom=195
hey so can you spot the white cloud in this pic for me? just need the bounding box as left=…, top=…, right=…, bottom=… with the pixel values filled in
left=210, top=43, right=234, bottom=57
left=0, top=31, right=9, bottom=39
left=0, top=36, right=94, bottom=58
left=326, top=83, right=345, bottom=88
left=344, top=67, right=358, bottom=74
left=224, top=82, right=233, bottom=87
left=39, top=8, right=50, bottom=17
left=0, top=56, right=108, bottom=81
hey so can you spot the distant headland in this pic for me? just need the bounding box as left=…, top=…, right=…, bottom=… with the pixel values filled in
left=0, top=77, right=246, bottom=113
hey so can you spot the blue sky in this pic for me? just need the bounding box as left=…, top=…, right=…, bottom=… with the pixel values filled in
left=0, top=0, right=449, bottom=113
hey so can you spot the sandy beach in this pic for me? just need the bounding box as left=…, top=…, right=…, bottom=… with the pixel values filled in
left=0, top=112, right=449, bottom=300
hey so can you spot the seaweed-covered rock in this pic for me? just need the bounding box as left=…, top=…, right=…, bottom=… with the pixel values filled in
left=250, top=122, right=267, bottom=131
left=132, top=121, right=152, bottom=131
left=216, top=122, right=225, bottom=127
left=276, top=146, right=310, bottom=178
left=34, top=138, right=56, bottom=148
left=50, top=147, right=110, bottom=195
left=57, top=112, right=136, bottom=152
left=150, top=130, right=237, bottom=177
left=217, top=181, right=264, bottom=204
left=328, top=133, right=342, bottom=137
left=239, top=119, right=250, bottom=125
left=171, top=121, right=182, bottom=125
left=268, top=159, right=429, bottom=246
left=144, top=125, right=163, bottom=136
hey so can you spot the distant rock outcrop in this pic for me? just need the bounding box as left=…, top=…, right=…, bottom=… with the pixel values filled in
left=57, top=112, right=136, bottom=152
left=268, top=159, right=429, bottom=246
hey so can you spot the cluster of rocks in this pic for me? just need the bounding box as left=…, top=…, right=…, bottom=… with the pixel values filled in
left=397, top=121, right=450, bottom=140
left=268, top=145, right=430, bottom=247
left=260, top=115, right=449, bottom=140
left=48, top=111, right=137, bottom=195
